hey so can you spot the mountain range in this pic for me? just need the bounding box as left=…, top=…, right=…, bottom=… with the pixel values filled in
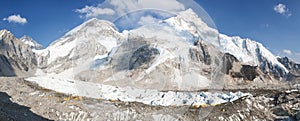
left=0, top=9, right=299, bottom=90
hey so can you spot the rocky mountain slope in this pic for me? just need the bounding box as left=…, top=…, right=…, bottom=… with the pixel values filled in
left=0, top=30, right=37, bottom=77
left=278, top=57, right=300, bottom=78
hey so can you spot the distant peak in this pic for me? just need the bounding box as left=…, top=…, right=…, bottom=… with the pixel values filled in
left=0, top=29, right=12, bottom=35
left=0, top=29, right=14, bottom=38
left=0, top=29, right=9, bottom=33
left=19, top=35, right=43, bottom=50
left=20, top=35, right=33, bottom=40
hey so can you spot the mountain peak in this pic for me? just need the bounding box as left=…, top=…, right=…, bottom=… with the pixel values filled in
left=64, top=18, right=117, bottom=36
left=164, top=8, right=219, bottom=47
left=0, top=29, right=14, bottom=38
left=19, top=35, right=43, bottom=50
left=0, top=29, right=10, bottom=33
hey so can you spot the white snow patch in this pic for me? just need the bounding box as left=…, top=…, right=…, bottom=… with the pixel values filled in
left=98, top=37, right=118, bottom=52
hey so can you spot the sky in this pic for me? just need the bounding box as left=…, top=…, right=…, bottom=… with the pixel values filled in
left=0, top=0, right=299, bottom=62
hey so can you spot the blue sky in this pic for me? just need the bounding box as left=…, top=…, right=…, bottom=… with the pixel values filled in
left=0, top=0, right=299, bottom=62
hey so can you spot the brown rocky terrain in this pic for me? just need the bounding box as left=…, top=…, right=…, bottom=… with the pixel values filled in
left=0, top=77, right=300, bottom=121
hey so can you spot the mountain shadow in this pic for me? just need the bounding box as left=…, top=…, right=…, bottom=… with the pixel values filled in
left=0, top=54, right=16, bottom=77
left=0, top=92, right=51, bottom=121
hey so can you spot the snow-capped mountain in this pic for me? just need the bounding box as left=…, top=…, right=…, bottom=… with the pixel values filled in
left=0, top=30, right=37, bottom=76
left=2, top=9, right=300, bottom=113
left=219, top=34, right=288, bottom=79
left=36, top=18, right=124, bottom=78
left=19, top=36, right=43, bottom=50
left=164, top=9, right=289, bottom=80
left=30, top=9, right=296, bottom=91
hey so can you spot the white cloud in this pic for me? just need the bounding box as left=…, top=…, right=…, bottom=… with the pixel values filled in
left=274, top=3, right=292, bottom=17
left=110, top=0, right=184, bottom=15
left=283, top=49, right=292, bottom=55
left=3, top=14, right=27, bottom=24
left=75, top=6, right=115, bottom=18
left=76, top=0, right=185, bottom=19
left=138, top=15, right=160, bottom=25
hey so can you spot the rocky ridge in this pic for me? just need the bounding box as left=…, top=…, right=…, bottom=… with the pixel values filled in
left=0, top=30, right=37, bottom=77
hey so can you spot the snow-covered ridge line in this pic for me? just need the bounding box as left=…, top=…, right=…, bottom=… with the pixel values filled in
left=164, top=9, right=288, bottom=74
left=219, top=34, right=288, bottom=73
left=36, top=18, right=122, bottom=65
left=26, top=76, right=251, bottom=107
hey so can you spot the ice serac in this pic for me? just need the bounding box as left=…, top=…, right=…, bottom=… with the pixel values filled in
left=0, top=29, right=37, bottom=77
left=37, top=18, right=124, bottom=77
left=19, top=36, right=43, bottom=50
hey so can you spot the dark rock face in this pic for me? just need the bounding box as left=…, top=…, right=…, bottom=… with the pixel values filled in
left=240, top=65, right=259, bottom=81
left=256, top=48, right=287, bottom=79
left=221, top=53, right=258, bottom=81
left=231, top=65, right=258, bottom=81
left=278, top=57, right=300, bottom=79
left=221, top=53, right=238, bottom=74
left=129, top=45, right=159, bottom=70
left=0, top=54, right=15, bottom=76
left=190, top=40, right=211, bottom=65
left=0, top=30, right=37, bottom=77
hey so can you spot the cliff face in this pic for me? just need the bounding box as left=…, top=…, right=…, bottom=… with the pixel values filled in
left=0, top=30, right=37, bottom=77
left=278, top=57, right=300, bottom=79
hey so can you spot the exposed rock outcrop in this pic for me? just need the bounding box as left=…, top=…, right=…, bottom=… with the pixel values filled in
left=0, top=30, right=37, bottom=77
left=129, top=45, right=160, bottom=70
left=278, top=57, right=300, bottom=81
left=189, top=40, right=211, bottom=65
